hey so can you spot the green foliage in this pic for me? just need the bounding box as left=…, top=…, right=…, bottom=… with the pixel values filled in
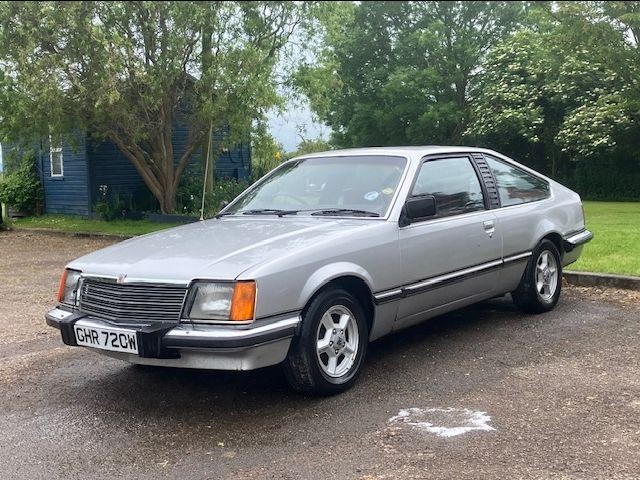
left=573, top=159, right=640, bottom=202
left=0, top=152, right=43, bottom=212
left=284, top=138, right=333, bottom=160
left=297, top=1, right=640, bottom=201
left=175, top=169, right=249, bottom=218
left=250, top=125, right=285, bottom=180
left=296, top=1, right=528, bottom=147
left=203, top=179, right=250, bottom=217
left=175, top=169, right=203, bottom=215
left=93, top=185, right=131, bottom=221
left=465, top=1, right=640, bottom=199
left=0, top=1, right=320, bottom=213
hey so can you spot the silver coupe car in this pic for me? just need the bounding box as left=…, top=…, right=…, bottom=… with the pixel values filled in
left=46, top=146, right=592, bottom=394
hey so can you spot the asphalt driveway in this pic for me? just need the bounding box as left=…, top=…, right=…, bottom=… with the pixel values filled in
left=1, top=230, right=639, bottom=479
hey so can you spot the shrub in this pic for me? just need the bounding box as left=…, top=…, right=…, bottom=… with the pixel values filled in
left=574, top=158, right=640, bottom=201
left=94, top=185, right=131, bottom=221
left=0, top=155, right=43, bottom=213
left=175, top=170, right=250, bottom=217
left=204, top=178, right=250, bottom=216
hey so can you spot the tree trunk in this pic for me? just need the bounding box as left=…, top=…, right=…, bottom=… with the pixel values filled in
left=161, top=182, right=177, bottom=214
left=105, top=82, right=209, bottom=215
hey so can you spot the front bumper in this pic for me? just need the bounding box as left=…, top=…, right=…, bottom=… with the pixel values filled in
left=45, top=308, right=301, bottom=371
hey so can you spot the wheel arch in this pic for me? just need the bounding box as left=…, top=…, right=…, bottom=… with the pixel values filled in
left=299, top=264, right=376, bottom=333
left=539, top=231, right=564, bottom=257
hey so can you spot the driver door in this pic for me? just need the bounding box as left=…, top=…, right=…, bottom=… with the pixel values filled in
left=396, top=154, right=502, bottom=328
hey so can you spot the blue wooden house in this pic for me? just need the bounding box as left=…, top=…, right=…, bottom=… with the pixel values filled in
left=29, top=126, right=250, bottom=216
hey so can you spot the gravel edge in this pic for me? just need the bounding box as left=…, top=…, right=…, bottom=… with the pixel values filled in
left=3, top=227, right=133, bottom=240
left=564, top=270, right=640, bottom=291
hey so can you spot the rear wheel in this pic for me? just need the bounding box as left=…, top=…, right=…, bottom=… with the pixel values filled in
left=283, top=288, right=369, bottom=395
left=512, top=239, right=562, bottom=313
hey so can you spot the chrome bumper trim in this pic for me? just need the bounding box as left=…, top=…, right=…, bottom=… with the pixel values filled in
left=164, top=315, right=301, bottom=349
left=564, top=229, right=593, bottom=250
left=46, top=307, right=301, bottom=351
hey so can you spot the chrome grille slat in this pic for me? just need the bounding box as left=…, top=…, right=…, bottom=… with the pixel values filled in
left=83, top=284, right=186, bottom=296
left=80, top=292, right=185, bottom=305
left=79, top=279, right=188, bottom=324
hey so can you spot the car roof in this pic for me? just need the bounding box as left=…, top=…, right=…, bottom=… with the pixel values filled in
left=292, top=146, right=496, bottom=163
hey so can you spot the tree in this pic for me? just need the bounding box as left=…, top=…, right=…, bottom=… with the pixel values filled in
left=284, top=137, right=333, bottom=160
left=0, top=1, right=312, bottom=213
left=296, top=1, right=528, bottom=147
left=467, top=1, right=640, bottom=178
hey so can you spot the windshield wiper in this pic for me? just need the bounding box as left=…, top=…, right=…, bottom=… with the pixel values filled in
left=240, top=209, right=300, bottom=217
left=310, top=208, right=380, bottom=217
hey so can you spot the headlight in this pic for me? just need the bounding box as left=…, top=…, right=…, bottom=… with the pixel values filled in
left=185, top=281, right=256, bottom=323
left=57, top=269, right=82, bottom=307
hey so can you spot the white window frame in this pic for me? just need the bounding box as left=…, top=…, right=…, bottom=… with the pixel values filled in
left=50, top=136, right=64, bottom=177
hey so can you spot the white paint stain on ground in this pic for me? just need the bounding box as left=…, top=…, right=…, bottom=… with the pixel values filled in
left=388, top=407, right=496, bottom=437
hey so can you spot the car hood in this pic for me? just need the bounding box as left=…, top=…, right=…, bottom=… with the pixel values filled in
left=68, top=216, right=379, bottom=284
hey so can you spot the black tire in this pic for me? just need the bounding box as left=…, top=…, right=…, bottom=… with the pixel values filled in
left=512, top=239, right=562, bottom=313
left=283, top=287, right=369, bottom=395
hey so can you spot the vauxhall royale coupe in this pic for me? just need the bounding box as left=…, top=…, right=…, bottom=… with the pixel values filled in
left=46, top=146, right=592, bottom=394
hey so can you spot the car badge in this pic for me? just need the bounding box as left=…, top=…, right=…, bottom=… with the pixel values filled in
left=117, top=274, right=127, bottom=284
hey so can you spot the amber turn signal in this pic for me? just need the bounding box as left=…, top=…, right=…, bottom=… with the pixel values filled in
left=56, top=269, right=69, bottom=303
left=230, top=281, right=256, bottom=321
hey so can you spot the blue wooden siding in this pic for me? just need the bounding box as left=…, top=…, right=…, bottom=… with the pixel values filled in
left=88, top=137, right=150, bottom=210
left=173, top=120, right=252, bottom=180
left=41, top=134, right=90, bottom=216
left=215, top=143, right=251, bottom=180
left=32, top=120, right=250, bottom=215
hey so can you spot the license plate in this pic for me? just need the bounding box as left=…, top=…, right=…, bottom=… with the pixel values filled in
left=74, top=324, right=139, bottom=354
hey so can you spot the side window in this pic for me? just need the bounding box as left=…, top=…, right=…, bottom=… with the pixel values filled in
left=485, top=156, right=549, bottom=207
left=411, top=156, right=485, bottom=218
left=50, top=137, right=63, bottom=177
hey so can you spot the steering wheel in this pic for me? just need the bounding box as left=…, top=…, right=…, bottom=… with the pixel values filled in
left=273, top=193, right=309, bottom=206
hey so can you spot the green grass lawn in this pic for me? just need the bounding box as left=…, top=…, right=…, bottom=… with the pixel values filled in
left=8, top=214, right=183, bottom=236
left=570, top=201, right=640, bottom=276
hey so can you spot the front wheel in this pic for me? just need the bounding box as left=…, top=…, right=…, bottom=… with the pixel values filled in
left=512, top=239, right=562, bottom=313
left=283, top=288, right=369, bottom=395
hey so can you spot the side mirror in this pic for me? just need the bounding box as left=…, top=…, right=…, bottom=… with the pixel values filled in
left=404, top=195, right=436, bottom=224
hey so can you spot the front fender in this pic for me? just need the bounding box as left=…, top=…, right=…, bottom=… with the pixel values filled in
left=298, top=262, right=375, bottom=308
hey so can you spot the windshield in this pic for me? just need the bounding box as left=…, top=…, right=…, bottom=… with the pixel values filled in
left=224, top=155, right=407, bottom=217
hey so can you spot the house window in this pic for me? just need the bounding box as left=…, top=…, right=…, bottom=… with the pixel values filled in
left=50, top=138, right=63, bottom=177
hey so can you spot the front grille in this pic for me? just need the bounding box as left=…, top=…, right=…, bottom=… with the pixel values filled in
left=79, top=279, right=188, bottom=324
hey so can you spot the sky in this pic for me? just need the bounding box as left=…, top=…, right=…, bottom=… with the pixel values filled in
left=268, top=102, right=330, bottom=152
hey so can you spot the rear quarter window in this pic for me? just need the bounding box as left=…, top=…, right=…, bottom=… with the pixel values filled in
left=485, top=155, right=550, bottom=207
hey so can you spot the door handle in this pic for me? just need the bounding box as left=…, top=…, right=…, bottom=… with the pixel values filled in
left=483, top=220, right=495, bottom=238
